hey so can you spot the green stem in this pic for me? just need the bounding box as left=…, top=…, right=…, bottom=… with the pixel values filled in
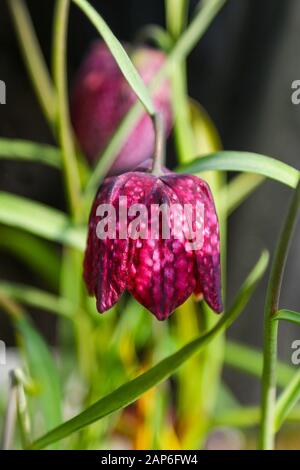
left=165, top=0, right=188, bottom=40
left=151, top=113, right=166, bottom=175
left=52, top=0, right=81, bottom=218
left=259, top=180, right=300, bottom=449
left=7, top=0, right=56, bottom=127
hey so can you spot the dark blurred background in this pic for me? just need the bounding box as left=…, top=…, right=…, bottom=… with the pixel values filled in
left=1, top=0, right=300, bottom=404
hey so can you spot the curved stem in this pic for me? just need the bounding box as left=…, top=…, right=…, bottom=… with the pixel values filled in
left=259, top=180, right=300, bottom=449
left=151, top=113, right=166, bottom=176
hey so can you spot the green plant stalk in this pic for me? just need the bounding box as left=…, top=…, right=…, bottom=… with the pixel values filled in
left=84, top=0, right=227, bottom=199
left=52, top=0, right=81, bottom=218
left=259, top=180, right=300, bottom=449
left=7, top=0, right=56, bottom=127
left=166, top=0, right=189, bottom=39
left=166, top=0, right=194, bottom=164
left=164, top=1, right=227, bottom=447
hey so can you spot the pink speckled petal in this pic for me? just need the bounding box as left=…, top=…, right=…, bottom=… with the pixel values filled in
left=84, top=174, right=133, bottom=312
left=162, top=174, right=223, bottom=313
left=127, top=179, right=196, bottom=320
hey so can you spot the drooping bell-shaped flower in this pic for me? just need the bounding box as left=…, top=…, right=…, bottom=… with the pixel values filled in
left=83, top=160, right=223, bottom=320
left=71, top=41, right=172, bottom=175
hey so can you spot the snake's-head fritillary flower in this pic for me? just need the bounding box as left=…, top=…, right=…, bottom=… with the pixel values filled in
left=83, top=164, right=223, bottom=320
left=71, top=42, right=172, bottom=174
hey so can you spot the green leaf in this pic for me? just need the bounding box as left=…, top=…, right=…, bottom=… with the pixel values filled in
left=224, top=340, right=294, bottom=389
left=275, top=370, right=300, bottom=430
left=213, top=405, right=300, bottom=429
left=72, top=0, right=155, bottom=116
left=178, top=151, right=300, bottom=189
left=0, top=192, right=86, bottom=250
left=136, top=25, right=173, bottom=52
left=0, top=227, right=60, bottom=290
left=273, top=309, right=300, bottom=326
left=28, top=250, right=268, bottom=449
left=15, top=315, right=63, bottom=446
left=0, top=281, right=74, bottom=318
left=223, top=173, right=266, bottom=215
left=7, top=0, right=56, bottom=126
left=0, top=138, right=61, bottom=168
left=0, top=291, right=63, bottom=449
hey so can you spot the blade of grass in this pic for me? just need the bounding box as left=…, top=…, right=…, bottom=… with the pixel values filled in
left=7, top=0, right=56, bottom=126
left=27, top=250, right=268, bottom=449
left=0, top=138, right=61, bottom=168
left=223, top=173, right=266, bottom=215
left=178, top=151, right=299, bottom=189
left=0, top=281, right=74, bottom=318
left=0, top=228, right=60, bottom=290
left=273, top=309, right=300, bottom=326
left=224, top=340, right=294, bottom=388
left=213, top=406, right=300, bottom=429
left=0, top=192, right=86, bottom=250
left=275, top=370, right=300, bottom=431
left=135, top=25, right=173, bottom=52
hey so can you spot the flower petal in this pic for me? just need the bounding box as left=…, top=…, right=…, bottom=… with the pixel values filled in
left=84, top=174, right=132, bottom=312
left=127, top=179, right=196, bottom=320
left=161, top=174, right=223, bottom=313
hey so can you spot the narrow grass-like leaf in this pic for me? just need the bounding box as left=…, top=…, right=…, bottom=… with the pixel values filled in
left=273, top=309, right=300, bottom=326
left=136, top=25, right=173, bottom=52
left=0, top=138, right=61, bottom=168
left=0, top=192, right=86, bottom=250
left=275, top=370, right=300, bottom=430
left=0, top=228, right=60, bottom=290
left=28, top=250, right=268, bottom=449
left=0, top=281, right=74, bottom=318
left=178, top=152, right=299, bottom=189
left=224, top=340, right=294, bottom=388
left=223, top=173, right=266, bottom=215
left=7, top=0, right=56, bottom=126
left=15, top=316, right=62, bottom=446
left=0, top=293, right=62, bottom=448
left=213, top=406, right=300, bottom=429
left=72, top=0, right=155, bottom=116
